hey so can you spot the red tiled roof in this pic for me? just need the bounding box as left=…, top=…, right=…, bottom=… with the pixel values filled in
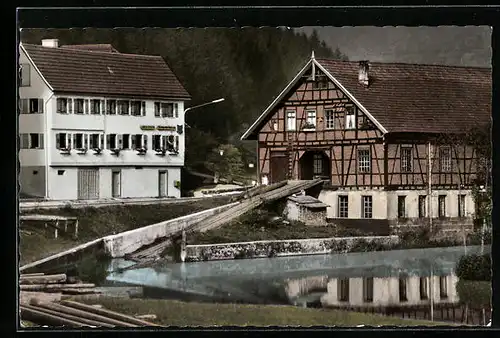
left=316, top=58, right=491, bottom=134
left=60, top=44, right=119, bottom=53
left=22, top=43, right=191, bottom=100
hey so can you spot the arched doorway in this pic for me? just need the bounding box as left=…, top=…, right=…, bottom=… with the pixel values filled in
left=299, top=151, right=331, bottom=181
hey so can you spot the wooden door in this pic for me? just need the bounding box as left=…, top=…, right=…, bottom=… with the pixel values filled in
left=158, top=171, right=168, bottom=197
left=112, top=170, right=121, bottom=198
left=270, top=151, right=288, bottom=184
left=78, top=168, right=99, bottom=200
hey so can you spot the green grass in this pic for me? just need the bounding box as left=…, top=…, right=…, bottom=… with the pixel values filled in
left=19, top=196, right=233, bottom=265
left=72, top=297, right=447, bottom=327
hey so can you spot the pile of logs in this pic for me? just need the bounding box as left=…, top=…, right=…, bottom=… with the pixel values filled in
left=20, top=299, right=160, bottom=328
left=20, top=273, right=100, bottom=296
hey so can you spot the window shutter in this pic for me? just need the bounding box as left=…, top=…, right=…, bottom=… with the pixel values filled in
left=141, top=101, right=146, bottom=116
left=55, top=133, right=60, bottom=149
left=39, top=134, right=44, bottom=149
left=118, top=135, right=123, bottom=148
left=20, top=99, right=28, bottom=114
left=174, top=103, right=178, bottom=118
left=106, top=134, right=111, bottom=149
left=100, top=100, right=105, bottom=114
left=68, top=99, right=73, bottom=114
left=154, top=102, right=160, bottom=117
left=84, top=134, right=89, bottom=148
left=175, top=136, right=179, bottom=150
left=131, top=135, right=136, bottom=150
left=84, top=99, right=89, bottom=114
left=100, top=134, right=104, bottom=149
left=72, top=134, right=77, bottom=148
left=143, top=135, right=148, bottom=149
left=38, top=99, right=44, bottom=113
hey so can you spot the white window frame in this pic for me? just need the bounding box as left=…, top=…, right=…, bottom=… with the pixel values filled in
left=107, top=134, right=118, bottom=150
left=401, top=147, right=412, bottom=172
left=363, top=277, right=374, bottom=303
left=131, top=100, right=142, bottom=116
left=357, top=148, right=371, bottom=173
left=338, top=195, right=348, bottom=218
left=106, top=99, right=117, bottom=115
left=286, top=110, right=296, bottom=131
left=305, top=110, right=317, bottom=129
left=313, top=153, right=323, bottom=176
left=440, top=147, right=452, bottom=172
left=20, top=63, right=31, bottom=87
left=90, top=99, right=101, bottom=115
left=56, top=98, right=68, bottom=114
left=89, top=133, right=102, bottom=149
left=362, top=196, right=373, bottom=219
left=118, top=100, right=130, bottom=115
left=74, top=99, right=85, bottom=114
left=325, top=109, right=335, bottom=129
left=56, top=133, right=70, bottom=149
left=345, top=107, right=356, bottom=130
left=161, top=102, right=175, bottom=118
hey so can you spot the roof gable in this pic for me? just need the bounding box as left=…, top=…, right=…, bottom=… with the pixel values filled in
left=21, top=43, right=191, bottom=101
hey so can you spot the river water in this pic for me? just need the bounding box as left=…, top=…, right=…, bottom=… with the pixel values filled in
left=103, top=245, right=490, bottom=310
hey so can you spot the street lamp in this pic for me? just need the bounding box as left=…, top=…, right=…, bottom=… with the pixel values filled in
left=183, top=98, right=225, bottom=128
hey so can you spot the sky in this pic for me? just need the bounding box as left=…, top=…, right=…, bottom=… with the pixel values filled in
left=296, top=26, right=491, bottom=67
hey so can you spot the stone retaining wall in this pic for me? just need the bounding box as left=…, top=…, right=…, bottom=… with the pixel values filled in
left=184, top=235, right=400, bottom=262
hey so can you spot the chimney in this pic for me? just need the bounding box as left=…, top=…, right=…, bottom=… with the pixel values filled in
left=358, top=60, right=370, bottom=86
left=41, top=39, right=59, bottom=48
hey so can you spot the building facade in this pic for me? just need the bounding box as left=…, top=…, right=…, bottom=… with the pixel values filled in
left=19, top=39, right=191, bottom=200
left=241, top=53, right=491, bottom=229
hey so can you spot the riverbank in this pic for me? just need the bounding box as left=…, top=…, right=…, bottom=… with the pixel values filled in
left=71, top=296, right=445, bottom=327
left=20, top=196, right=233, bottom=265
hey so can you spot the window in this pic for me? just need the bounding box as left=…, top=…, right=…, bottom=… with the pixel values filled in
left=439, top=276, right=448, bottom=299
left=118, top=100, right=130, bottom=115
left=440, top=147, right=451, bottom=172
left=419, top=277, right=429, bottom=300
left=458, top=194, right=466, bottom=218
left=132, top=134, right=143, bottom=149
left=286, top=110, right=296, bottom=131
left=398, top=196, right=406, bottom=218
left=29, top=133, right=41, bottom=149
left=363, top=277, right=374, bottom=303
left=120, top=134, right=129, bottom=150
left=418, top=195, right=427, bottom=218
left=325, top=109, right=335, bottom=129
left=56, top=133, right=67, bottom=149
left=438, top=195, right=446, bottom=217
left=154, top=102, right=161, bottom=117
left=313, top=78, right=328, bottom=89
left=362, top=196, right=373, bottom=219
left=89, top=134, right=100, bottom=149
left=159, top=103, right=174, bottom=118
left=57, top=98, right=68, bottom=114
left=305, top=110, right=316, bottom=129
left=20, top=133, right=44, bottom=149
left=20, top=63, right=31, bottom=86
left=106, top=100, right=117, bottom=115
left=33, top=170, right=38, bottom=175
left=338, top=195, right=348, bottom=218
left=345, top=107, right=355, bottom=129
left=90, top=99, right=101, bottom=115
left=399, top=278, right=408, bottom=302
left=29, top=99, right=43, bottom=114
left=131, top=101, right=142, bottom=116
left=75, top=99, right=84, bottom=114
left=153, top=135, right=162, bottom=150
left=107, top=134, right=118, bottom=149
left=401, top=147, right=412, bottom=172
left=313, top=154, right=323, bottom=176
left=57, top=170, right=65, bottom=176
left=74, top=134, right=84, bottom=149
left=338, top=278, right=349, bottom=302
left=358, top=148, right=371, bottom=173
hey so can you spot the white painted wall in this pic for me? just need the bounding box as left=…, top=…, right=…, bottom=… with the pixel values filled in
left=319, top=189, right=475, bottom=219
left=285, top=201, right=300, bottom=221
left=47, top=167, right=78, bottom=200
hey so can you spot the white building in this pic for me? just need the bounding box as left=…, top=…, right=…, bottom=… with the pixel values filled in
left=18, top=39, right=191, bottom=200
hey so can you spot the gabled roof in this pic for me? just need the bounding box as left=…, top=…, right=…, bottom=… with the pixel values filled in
left=20, top=43, right=191, bottom=101
left=60, top=44, right=119, bottom=53
left=241, top=55, right=491, bottom=140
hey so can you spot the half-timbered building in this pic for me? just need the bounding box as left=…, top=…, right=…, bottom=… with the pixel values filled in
left=241, top=52, right=491, bottom=230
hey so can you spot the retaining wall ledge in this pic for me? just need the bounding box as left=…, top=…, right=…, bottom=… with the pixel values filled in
left=185, top=235, right=400, bottom=262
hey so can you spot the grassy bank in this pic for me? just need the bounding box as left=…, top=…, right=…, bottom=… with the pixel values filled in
left=72, top=297, right=445, bottom=327
left=19, top=196, right=233, bottom=265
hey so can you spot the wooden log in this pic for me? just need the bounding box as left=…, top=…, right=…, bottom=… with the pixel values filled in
left=135, top=314, right=157, bottom=321
left=20, top=306, right=90, bottom=328
left=60, top=300, right=160, bottom=327
left=20, top=283, right=95, bottom=291
left=20, top=274, right=67, bottom=285
left=60, top=288, right=102, bottom=295
left=20, top=273, right=45, bottom=278
left=20, top=291, right=62, bottom=305
left=23, top=304, right=115, bottom=328
left=30, top=300, right=137, bottom=327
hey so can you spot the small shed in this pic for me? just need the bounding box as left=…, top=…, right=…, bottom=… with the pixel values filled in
left=284, top=195, right=329, bottom=226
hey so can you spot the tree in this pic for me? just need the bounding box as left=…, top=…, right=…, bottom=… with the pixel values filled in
left=205, top=144, right=245, bottom=183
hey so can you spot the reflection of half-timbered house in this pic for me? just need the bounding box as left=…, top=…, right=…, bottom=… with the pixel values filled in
left=241, top=52, right=491, bottom=229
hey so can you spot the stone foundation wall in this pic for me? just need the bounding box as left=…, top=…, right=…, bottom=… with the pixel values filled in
left=184, top=235, right=400, bottom=262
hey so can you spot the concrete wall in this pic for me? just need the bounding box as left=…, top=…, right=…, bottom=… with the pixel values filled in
left=20, top=166, right=45, bottom=197
left=185, top=235, right=400, bottom=262
left=319, top=188, right=475, bottom=220
left=103, top=202, right=239, bottom=258
left=320, top=273, right=459, bottom=307
left=47, top=166, right=182, bottom=200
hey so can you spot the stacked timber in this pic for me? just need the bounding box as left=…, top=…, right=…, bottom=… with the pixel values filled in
left=19, top=273, right=101, bottom=300
left=20, top=299, right=160, bottom=328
